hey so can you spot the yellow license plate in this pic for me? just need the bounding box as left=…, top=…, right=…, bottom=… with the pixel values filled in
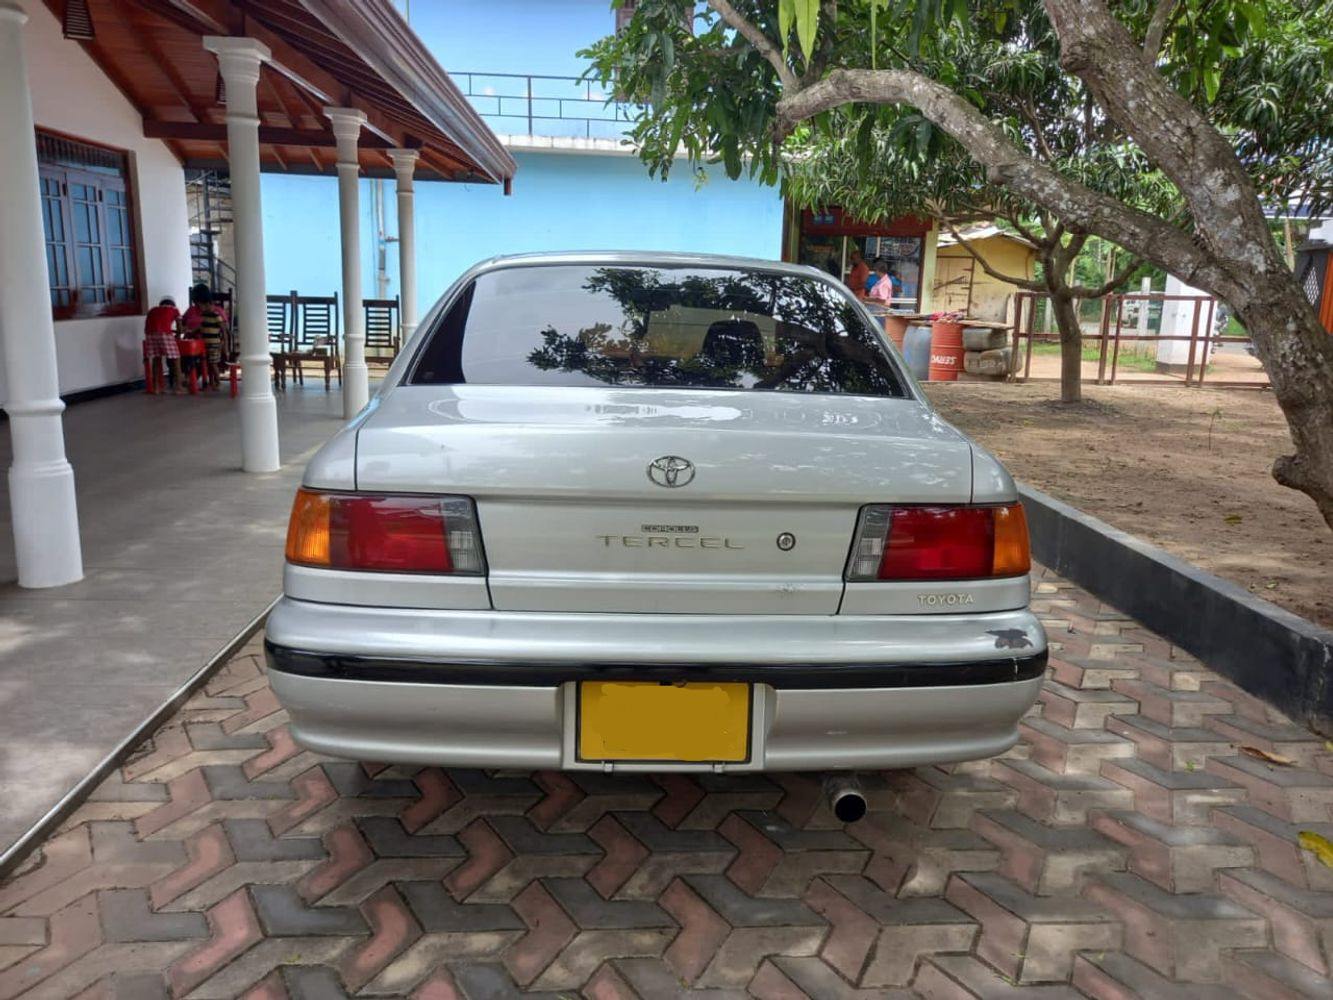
left=578, top=681, right=751, bottom=763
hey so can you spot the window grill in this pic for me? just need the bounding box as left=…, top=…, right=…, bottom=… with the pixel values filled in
left=36, top=132, right=125, bottom=176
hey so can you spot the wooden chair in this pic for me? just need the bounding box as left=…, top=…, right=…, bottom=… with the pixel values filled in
left=267, top=291, right=296, bottom=390
left=363, top=296, right=401, bottom=367
left=214, top=288, right=234, bottom=322
left=288, top=292, right=341, bottom=390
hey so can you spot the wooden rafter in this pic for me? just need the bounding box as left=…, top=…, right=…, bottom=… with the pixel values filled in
left=135, top=20, right=212, bottom=123
left=123, top=0, right=216, bottom=34
left=156, top=0, right=228, bottom=32
left=281, top=71, right=328, bottom=123
left=234, top=14, right=418, bottom=149
left=144, top=119, right=391, bottom=147
left=263, top=74, right=303, bottom=129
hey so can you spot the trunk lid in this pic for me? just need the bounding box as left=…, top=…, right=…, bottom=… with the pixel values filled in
left=356, top=386, right=974, bottom=613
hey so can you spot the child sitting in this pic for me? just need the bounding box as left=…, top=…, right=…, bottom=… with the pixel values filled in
left=184, top=288, right=231, bottom=391
left=143, top=297, right=183, bottom=394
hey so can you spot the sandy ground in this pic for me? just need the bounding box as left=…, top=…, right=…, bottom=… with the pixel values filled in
left=1017, top=341, right=1269, bottom=385
left=924, top=380, right=1333, bottom=630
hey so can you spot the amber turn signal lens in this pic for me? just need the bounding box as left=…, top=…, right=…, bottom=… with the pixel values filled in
left=285, top=488, right=332, bottom=566
left=992, top=503, right=1031, bottom=577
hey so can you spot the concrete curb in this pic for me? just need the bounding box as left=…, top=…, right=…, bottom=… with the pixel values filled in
left=0, top=597, right=278, bottom=880
left=1020, top=484, right=1333, bottom=737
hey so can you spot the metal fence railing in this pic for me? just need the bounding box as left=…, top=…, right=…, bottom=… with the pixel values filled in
left=1011, top=291, right=1268, bottom=388
left=451, top=72, right=643, bottom=140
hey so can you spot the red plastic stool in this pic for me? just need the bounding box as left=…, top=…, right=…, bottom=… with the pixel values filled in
left=228, top=362, right=240, bottom=398
left=179, top=339, right=205, bottom=394
left=142, top=343, right=162, bottom=394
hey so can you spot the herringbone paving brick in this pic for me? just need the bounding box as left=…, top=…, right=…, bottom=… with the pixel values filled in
left=4, top=572, right=1333, bottom=997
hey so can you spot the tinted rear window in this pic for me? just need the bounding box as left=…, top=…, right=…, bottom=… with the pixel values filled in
left=409, top=264, right=907, bottom=397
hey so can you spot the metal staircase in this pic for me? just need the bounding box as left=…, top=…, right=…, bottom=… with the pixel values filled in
left=185, top=169, right=236, bottom=295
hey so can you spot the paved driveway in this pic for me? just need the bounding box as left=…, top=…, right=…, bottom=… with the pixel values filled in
left=2, top=570, right=1332, bottom=999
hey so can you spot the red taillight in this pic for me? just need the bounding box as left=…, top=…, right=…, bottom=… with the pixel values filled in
left=846, top=503, right=1030, bottom=581
left=285, top=490, right=485, bottom=574
left=331, top=496, right=452, bottom=572
left=880, top=506, right=994, bottom=580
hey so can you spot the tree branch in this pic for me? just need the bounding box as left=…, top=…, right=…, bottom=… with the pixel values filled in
left=1045, top=229, right=1085, bottom=295
left=1004, top=213, right=1050, bottom=249
left=1042, top=0, right=1281, bottom=285
left=1020, top=100, right=1058, bottom=164
left=1143, top=0, right=1177, bottom=61
left=706, top=0, right=800, bottom=90
left=772, top=68, right=1237, bottom=300
left=942, top=219, right=1046, bottom=292
left=1069, top=252, right=1144, bottom=298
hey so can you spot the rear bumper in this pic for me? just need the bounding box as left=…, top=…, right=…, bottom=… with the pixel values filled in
left=264, top=598, right=1046, bottom=772
left=268, top=669, right=1044, bottom=772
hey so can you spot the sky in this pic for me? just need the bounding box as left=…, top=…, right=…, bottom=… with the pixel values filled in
left=395, top=0, right=618, bottom=78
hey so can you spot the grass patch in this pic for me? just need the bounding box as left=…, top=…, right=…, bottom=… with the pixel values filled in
left=1030, top=340, right=1160, bottom=373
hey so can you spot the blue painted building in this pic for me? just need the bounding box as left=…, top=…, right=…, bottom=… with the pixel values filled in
left=260, top=0, right=784, bottom=310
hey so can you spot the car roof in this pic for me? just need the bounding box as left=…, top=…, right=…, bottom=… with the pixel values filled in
left=466, top=250, right=831, bottom=281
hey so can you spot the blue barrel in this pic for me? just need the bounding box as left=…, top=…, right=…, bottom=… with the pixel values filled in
left=903, top=324, right=932, bottom=381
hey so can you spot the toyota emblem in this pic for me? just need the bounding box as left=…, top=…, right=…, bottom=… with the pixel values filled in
left=647, top=455, right=696, bottom=488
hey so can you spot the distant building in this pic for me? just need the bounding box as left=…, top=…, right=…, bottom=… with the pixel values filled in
left=783, top=207, right=940, bottom=312
left=933, top=225, right=1039, bottom=322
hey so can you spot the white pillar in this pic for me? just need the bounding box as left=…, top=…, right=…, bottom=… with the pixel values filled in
left=204, top=36, right=280, bottom=472
left=1157, top=273, right=1208, bottom=369
left=0, top=3, right=82, bottom=587
left=326, top=108, right=368, bottom=418
left=388, top=149, right=419, bottom=345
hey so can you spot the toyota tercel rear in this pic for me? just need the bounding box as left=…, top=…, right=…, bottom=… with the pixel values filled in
left=265, top=252, right=1046, bottom=773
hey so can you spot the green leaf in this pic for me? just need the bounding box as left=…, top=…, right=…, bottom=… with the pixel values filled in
left=778, top=0, right=795, bottom=57
left=908, top=0, right=931, bottom=56
left=915, top=118, right=933, bottom=154
left=870, top=0, right=878, bottom=70
left=856, top=113, right=876, bottom=162
left=795, top=0, right=819, bottom=65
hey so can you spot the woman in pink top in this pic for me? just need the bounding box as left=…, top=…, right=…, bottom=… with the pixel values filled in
left=868, top=260, right=895, bottom=303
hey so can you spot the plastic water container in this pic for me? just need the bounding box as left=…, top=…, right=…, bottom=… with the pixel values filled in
left=903, top=324, right=932, bottom=381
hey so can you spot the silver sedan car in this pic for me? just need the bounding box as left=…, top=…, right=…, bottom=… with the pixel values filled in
left=266, top=252, right=1046, bottom=785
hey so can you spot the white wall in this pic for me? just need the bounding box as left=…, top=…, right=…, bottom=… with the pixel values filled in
left=17, top=1, right=191, bottom=399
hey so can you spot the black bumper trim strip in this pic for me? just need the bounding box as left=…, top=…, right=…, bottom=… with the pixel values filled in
left=264, top=640, right=1047, bottom=690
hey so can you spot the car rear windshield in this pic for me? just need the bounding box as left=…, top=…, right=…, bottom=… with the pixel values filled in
left=408, top=264, right=908, bottom=397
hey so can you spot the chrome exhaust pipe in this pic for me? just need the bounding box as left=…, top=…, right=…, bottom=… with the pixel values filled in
left=825, top=775, right=867, bottom=824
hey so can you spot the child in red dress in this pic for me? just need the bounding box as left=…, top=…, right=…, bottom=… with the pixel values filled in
left=143, top=297, right=183, bottom=394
